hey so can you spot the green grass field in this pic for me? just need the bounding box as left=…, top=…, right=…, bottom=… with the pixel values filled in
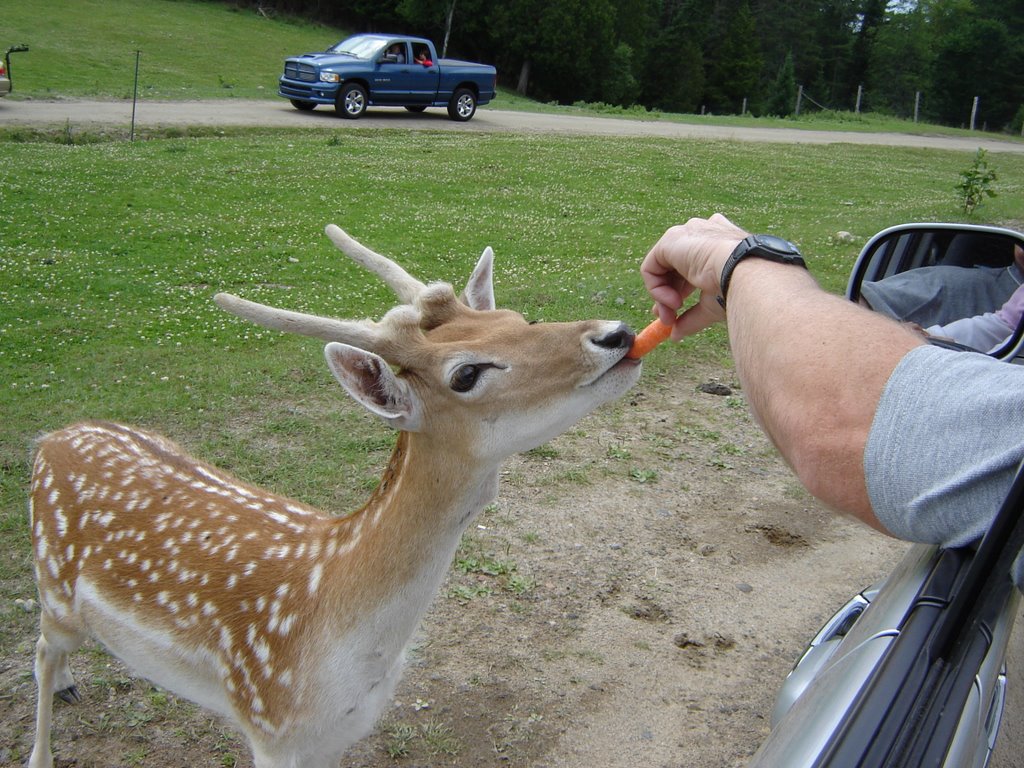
left=3, top=0, right=1024, bottom=614
left=3, top=0, right=339, bottom=100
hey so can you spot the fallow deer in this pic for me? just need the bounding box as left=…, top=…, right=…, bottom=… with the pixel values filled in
left=27, top=225, right=642, bottom=768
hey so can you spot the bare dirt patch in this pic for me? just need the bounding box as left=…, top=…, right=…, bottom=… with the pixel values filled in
left=1, top=361, right=1020, bottom=768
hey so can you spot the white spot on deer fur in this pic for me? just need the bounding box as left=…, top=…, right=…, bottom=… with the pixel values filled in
left=243, top=562, right=257, bottom=577
left=308, top=562, right=323, bottom=595
left=54, top=508, right=68, bottom=538
left=219, top=625, right=234, bottom=654
left=253, top=638, right=271, bottom=666
left=278, top=614, right=296, bottom=636
left=226, top=574, right=239, bottom=589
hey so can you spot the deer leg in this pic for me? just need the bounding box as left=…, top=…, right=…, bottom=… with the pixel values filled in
left=252, top=746, right=337, bottom=768
left=28, top=634, right=57, bottom=768
left=29, top=615, right=84, bottom=768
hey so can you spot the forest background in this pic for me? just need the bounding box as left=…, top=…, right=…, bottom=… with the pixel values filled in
left=240, top=0, right=1024, bottom=133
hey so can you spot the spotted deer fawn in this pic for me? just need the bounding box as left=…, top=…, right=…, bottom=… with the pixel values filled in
left=27, top=225, right=642, bottom=768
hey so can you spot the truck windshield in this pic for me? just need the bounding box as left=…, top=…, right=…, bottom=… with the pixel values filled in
left=326, top=36, right=388, bottom=60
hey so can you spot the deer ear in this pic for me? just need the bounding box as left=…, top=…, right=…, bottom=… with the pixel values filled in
left=324, top=343, right=423, bottom=431
left=460, top=246, right=495, bottom=311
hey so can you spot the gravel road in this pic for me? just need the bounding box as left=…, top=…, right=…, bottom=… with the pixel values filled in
left=3, top=97, right=1024, bottom=154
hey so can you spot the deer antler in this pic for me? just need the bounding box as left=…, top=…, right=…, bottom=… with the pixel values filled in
left=324, top=225, right=426, bottom=304
left=214, top=225, right=431, bottom=349
left=212, top=292, right=383, bottom=347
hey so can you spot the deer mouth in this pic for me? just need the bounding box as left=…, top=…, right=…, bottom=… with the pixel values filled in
left=581, top=351, right=641, bottom=388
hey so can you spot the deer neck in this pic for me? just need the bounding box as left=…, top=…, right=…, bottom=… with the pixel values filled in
left=314, top=431, right=498, bottom=630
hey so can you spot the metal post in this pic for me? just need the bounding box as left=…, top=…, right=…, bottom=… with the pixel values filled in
left=4, top=45, right=29, bottom=94
left=130, top=50, right=140, bottom=142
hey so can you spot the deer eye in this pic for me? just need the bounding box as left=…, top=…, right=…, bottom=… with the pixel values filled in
left=450, top=364, right=482, bottom=393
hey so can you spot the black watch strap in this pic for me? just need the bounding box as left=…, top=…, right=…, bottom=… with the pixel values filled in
left=717, top=234, right=806, bottom=309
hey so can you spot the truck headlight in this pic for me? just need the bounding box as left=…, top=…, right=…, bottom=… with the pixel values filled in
left=319, top=72, right=340, bottom=83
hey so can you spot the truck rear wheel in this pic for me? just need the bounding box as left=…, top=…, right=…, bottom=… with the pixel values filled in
left=447, top=88, right=477, bottom=121
left=336, top=83, right=368, bottom=119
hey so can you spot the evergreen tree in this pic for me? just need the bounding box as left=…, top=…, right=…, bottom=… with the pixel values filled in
left=866, top=3, right=933, bottom=118
left=640, top=4, right=706, bottom=113
left=764, top=50, right=797, bottom=116
left=704, top=0, right=762, bottom=113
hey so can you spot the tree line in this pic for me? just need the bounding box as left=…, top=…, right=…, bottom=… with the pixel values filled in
left=248, top=0, right=1024, bottom=132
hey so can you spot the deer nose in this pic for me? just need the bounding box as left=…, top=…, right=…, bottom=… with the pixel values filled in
left=591, top=323, right=635, bottom=351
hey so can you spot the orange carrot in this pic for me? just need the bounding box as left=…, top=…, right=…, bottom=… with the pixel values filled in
left=627, top=318, right=674, bottom=359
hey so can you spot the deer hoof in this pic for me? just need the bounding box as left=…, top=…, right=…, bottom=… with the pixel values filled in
left=56, top=685, right=82, bottom=704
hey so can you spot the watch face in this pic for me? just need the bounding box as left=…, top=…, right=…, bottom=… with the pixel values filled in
left=753, top=234, right=800, bottom=254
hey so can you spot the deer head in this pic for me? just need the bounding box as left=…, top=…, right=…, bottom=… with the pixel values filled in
left=215, top=225, right=642, bottom=460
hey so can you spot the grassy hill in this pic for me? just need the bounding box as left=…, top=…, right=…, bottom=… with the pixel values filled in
left=3, top=0, right=344, bottom=100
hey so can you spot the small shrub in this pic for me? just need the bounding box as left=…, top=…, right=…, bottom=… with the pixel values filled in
left=957, top=148, right=998, bottom=214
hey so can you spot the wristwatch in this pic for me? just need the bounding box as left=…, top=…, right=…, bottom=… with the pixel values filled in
left=717, top=234, right=807, bottom=309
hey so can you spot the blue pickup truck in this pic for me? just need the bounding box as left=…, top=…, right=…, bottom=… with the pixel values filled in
left=279, top=34, right=496, bottom=122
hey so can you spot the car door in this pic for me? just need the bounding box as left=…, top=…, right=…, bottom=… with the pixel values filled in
left=373, top=41, right=432, bottom=105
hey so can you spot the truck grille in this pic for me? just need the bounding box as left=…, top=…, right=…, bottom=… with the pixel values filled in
left=283, top=61, right=316, bottom=82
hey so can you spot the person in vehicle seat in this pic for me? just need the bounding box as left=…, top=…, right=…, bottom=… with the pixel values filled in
left=414, top=47, right=433, bottom=65
left=386, top=43, right=406, bottom=63
left=860, top=238, right=1024, bottom=327
left=923, top=245, right=1024, bottom=351
left=640, top=214, right=1024, bottom=586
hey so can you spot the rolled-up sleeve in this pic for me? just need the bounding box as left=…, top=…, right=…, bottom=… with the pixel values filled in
left=865, top=345, right=1024, bottom=584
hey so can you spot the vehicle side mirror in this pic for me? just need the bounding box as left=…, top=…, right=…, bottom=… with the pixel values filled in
left=848, top=223, right=1024, bottom=360
left=847, top=224, right=1024, bottom=303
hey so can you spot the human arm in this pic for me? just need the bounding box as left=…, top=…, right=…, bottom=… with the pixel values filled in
left=640, top=215, right=926, bottom=531
left=925, top=312, right=1013, bottom=352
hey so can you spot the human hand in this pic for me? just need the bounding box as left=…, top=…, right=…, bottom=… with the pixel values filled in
left=639, top=214, right=748, bottom=337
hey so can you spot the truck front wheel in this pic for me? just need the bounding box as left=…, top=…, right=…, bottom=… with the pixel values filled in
left=447, top=88, right=477, bottom=121
left=336, top=83, right=368, bottom=119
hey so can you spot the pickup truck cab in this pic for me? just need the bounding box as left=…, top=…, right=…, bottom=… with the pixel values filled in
left=279, top=34, right=496, bottom=121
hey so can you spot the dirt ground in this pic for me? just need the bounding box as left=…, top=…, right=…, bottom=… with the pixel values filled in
left=5, top=359, right=1020, bottom=768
